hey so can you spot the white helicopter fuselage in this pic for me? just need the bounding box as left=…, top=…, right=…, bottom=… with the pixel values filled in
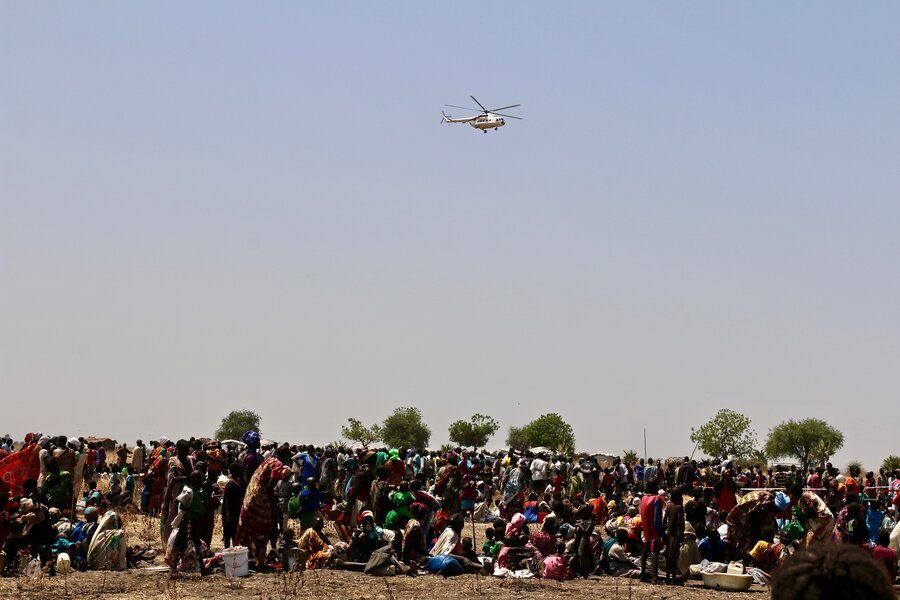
left=442, top=97, right=520, bottom=132
left=469, top=114, right=506, bottom=130
left=442, top=111, right=506, bottom=131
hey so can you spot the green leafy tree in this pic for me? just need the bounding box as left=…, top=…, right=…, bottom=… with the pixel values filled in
left=690, top=409, right=757, bottom=460
left=882, top=455, right=900, bottom=473
left=380, top=407, right=431, bottom=449
left=622, top=449, right=639, bottom=465
left=215, top=410, right=261, bottom=441
left=341, top=418, right=382, bottom=449
left=507, top=413, right=576, bottom=454
left=448, top=414, right=500, bottom=449
left=764, top=418, right=844, bottom=472
left=506, top=426, right=530, bottom=450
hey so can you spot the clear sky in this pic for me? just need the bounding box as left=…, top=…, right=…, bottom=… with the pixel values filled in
left=2, top=3, right=898, bottom=470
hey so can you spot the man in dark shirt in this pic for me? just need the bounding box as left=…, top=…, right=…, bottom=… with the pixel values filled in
left=663, top=486, right=685, bottom=585
left=222, top=463, right=246, bottom=548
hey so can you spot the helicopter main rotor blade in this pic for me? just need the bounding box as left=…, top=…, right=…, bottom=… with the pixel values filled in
left=469, top=95, right=488, bottom=112
left=493, top=112, right=523, bottom=120
left=445, top=104, right=482, bottom=112
left=489, top=104, right=520, bottom=112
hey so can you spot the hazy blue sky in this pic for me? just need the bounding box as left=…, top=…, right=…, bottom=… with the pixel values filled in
left=2, top=3, right=898, bottom=469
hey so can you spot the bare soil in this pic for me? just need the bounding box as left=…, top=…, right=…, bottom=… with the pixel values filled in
left=1, top=569, right=768, bottom=600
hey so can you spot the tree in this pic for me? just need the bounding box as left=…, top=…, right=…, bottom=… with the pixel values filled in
left=215, top=410, right=261, bottom=441
left=341, top=418, right=382, bottom=449
left=506, top=413, right=576, bottom=454
left=622, top=449, right=639, bottom=465
left=690, top=409, right=757, bottom=461
left=448, top=414, right=500, bottom=449
left=380, top=406, right=431, bottom=449
left=882, top=455, right=900, bottom=473
left=764, top=418, right=844, bottom=472
left=506, top=426, right=530, bottom=451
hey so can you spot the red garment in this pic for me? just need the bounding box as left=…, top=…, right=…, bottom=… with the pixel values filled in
left=388, top=459, right=405, bottom=486
left=0, top=444, right=40, bottom=497
left=640, top=495, right=663, bottom=542
left=871, top=546, right=897, bottom=581
left=590, top=497, right=608, bottom=524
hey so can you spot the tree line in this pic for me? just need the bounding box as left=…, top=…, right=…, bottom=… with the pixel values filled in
left=215, top=406, right=898, bottom=472
left=215, top=408, right=575, bottom=453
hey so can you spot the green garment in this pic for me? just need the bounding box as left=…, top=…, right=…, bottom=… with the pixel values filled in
left=482, top=540, right=503, bottom=557
left=376, top=451, right=389, bottom=467
left=390, top=490, right=415, bottom=519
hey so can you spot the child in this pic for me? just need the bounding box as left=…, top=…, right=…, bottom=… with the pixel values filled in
left=543, top=542, right=574, bottom=580
left=167, top=470, right=207, bottom=577
left=222, top=462, right=246, bottom=548
left=482, top=526, right=503, bottom=557
left=663, top=486, right=685, bottom=585
left=461, top=537, right=478, bottom=563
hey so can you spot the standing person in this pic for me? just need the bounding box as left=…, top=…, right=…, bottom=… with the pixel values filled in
left=95, top=443, right=107, bottom=472
left=663, top=487, right=685, bottom=585
left=132, top=440, right=145, bottom=473
left=160, top=440, right=193, bottom=546
left=635, top=458, right=645, bottom=490
left=236, top=457, right=291, bottom=568
left=37, top=436, right=54, bottom=487
left=530, top=454, right=548, bottom=493
left=222, top=463, right=246, bottom=548
left=643, top=459, right=658, bottom=493
left=716, top=461, right=738, bottom=514
left=166, top=470, right=208, bottom=576
left=241, top=430, right=263, bottom=483
left=53, top=436, right=76, bottom=474
left=116, top=443, right=129, bottom=471
left=640, top=492, right=666, bottom=583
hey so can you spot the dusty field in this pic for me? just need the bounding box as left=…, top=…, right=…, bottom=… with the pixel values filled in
left=1, top=569, right=769, bottom=600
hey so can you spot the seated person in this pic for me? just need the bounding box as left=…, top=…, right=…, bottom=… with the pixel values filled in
left=607, top=528, right=642, bottom=578
left=748, top=525, right=785, bottom=574
left=482, top=526, right=502, bottom=557
left=870, top=530, right=897, bottom=583
left=297, top=517, right=334, bottom=569
left=541, top=542, right=574, bottom=580
left=698, top=528, right=729, bottom=563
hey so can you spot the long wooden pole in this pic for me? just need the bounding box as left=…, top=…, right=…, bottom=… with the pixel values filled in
left=643, top=429, right=647, bottom=462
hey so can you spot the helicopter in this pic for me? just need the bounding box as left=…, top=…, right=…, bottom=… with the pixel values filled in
left=441, top=96, right=522, bottom=132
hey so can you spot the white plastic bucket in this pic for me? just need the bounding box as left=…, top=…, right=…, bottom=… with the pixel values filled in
left=57, top=553, right=71, bottom=574
left=222, top=546, right=249, bottom=577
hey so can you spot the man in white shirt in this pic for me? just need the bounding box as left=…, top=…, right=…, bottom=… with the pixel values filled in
left=530, top=455, right=549, bottom=492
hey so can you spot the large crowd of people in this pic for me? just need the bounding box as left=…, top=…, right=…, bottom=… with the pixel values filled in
left=0, top=432, right=898, bottom=596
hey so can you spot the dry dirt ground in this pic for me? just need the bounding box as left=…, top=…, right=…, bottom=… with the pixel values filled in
left=2, top=569, right=769, bottom=600
left=1, top=498, right=771, bottom=599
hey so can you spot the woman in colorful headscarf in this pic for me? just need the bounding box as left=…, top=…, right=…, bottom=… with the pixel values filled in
left=787, top=484, right=834, bottom=546
left=241, top=430, right=262, bottom=483
left=726, top=490, right=778, bottom=556
left=86, top=510, right=127, bottom=570
left=143, top=447, right=169, bottom=515
left=235, top=456, right=290, bottom=567
left=714, top=461, right=738, bottom=514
